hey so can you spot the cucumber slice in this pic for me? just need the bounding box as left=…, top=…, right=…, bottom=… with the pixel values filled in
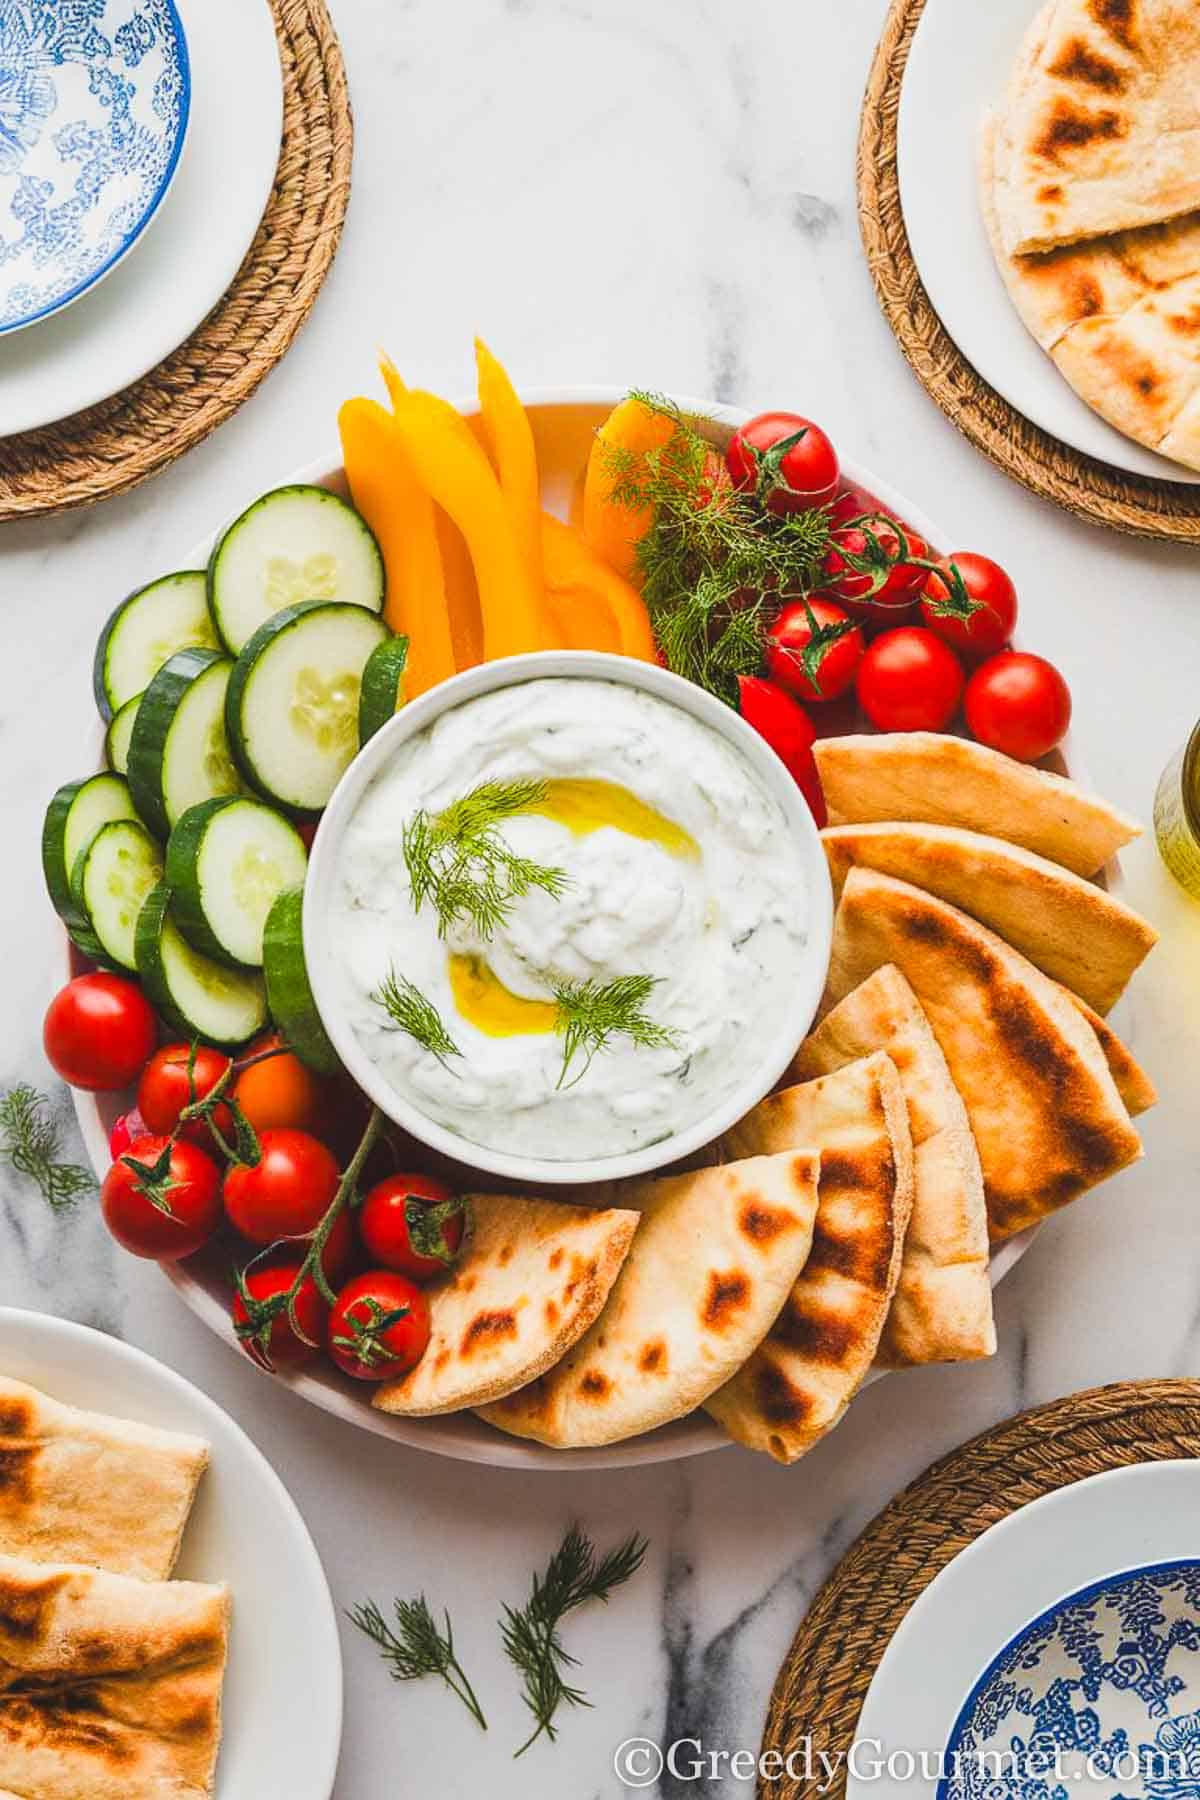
left=166, top=796, right=309, bottom=969
left=263, top=886, right=340, bottom=1074
left=42, top=774, right=141, bottom=957
left=135, top=883, right=268, bottom=1047
left=127, top=647, right=243, bottom=840
left=71, top=820, right=163, bottom=973
left=208, top=485, right=385, bottom=654
left=358, top=635, right=409, bottom=745
left=226, top=602, right=390, bottom=816
left=93, top=572, right=219, bottom=721
left=104, top=694, right=142, bottom=775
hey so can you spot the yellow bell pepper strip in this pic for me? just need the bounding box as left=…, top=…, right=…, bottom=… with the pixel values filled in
left=474, top=339, right=546, bottom=617
left=582, top=395, right=678, bottom=584
left=388, top=389, right=555, bottom=660
left=541, top=513, right=657, bottom=661
left=338, top=397, right=455, bottom=698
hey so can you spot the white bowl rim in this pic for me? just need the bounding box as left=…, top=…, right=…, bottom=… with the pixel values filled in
left=304, top=648, right=835, bottom=1186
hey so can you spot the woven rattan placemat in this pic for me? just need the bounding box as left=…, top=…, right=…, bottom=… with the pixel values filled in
left=758, top=1379, right=1200, bottom=1798
left=858, top=0, right=1200, bottom=543
left=0, top=0, right=352, bottom=523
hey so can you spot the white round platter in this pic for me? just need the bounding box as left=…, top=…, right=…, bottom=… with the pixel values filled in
left=69, top=388, right=1043, bottom=1469
left=0, top=0, right=282, bottom=439
left=897, top=0, right=1200, bottom=488
left=0, top=1306, right=342, bottom=1799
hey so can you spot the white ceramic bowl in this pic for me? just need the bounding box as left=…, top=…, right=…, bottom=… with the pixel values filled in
left=304, top=650, right=834, bottom=1187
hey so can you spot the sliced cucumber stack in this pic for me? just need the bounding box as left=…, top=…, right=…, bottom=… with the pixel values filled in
left=104, top=694, right=141, bottom=776
left=127, top=647, right=243, bottom=840
left=208, top=485, right=385, bottom=654
left=135, top=883, right=267, bottom=1047
left=226, top=602, right=390, bottom=816
left=93, top=572, right=219, bottom=721
left=358, top=634, right=409, bottom=745
left=42, top=773, right=141, bottom=958
left=166, top=796, right=308, bottom=969
left=263, top=886, right=340, bottom=1074
left=71, top=820, right=163, bottom=973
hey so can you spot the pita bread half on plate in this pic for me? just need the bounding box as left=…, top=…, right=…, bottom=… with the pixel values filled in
left=0, top=1552, right=229, bottom=1799
left=788, top=968, right=995, bottom=1368
left=829, top=869, right=1143, bottom=1240
left=374, top=1195, right=639, bottom=1417
left=813, top=733, right=1140, bottom=877
left=479, top=1152, right=820, bottom=1449
left=821, top=820, right=1158, bottom=1013
left=0, top=1377, right=209, bottom=1581
left=704, top=1052, right=914, bottom=1463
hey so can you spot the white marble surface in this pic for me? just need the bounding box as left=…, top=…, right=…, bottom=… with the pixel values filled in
left=3, top=1, right=1200, bottom=1796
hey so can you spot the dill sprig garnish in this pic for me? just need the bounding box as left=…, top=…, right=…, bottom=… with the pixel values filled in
left=0, top=1084, right=95, bottom=1211
left=372, top=969, right=462, bottom=1069
left=502, top=1524, right=649, bottom=1755
left=349, top=1595, right=488, bottom=1731
left=553, top=974, right=680, bottom=1090
left=403, top=778, right=570, bottom=940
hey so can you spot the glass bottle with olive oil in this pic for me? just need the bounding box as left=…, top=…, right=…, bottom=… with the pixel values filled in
left=1155, top=721, right=1200, bottom=896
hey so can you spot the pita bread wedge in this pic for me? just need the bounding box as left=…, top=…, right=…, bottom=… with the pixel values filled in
left=704, top=1053, right=914, bottom=1463
left=1069, top=992, right=1158, bottom=1114
left=993, top=0, right=1200, bottom=255
left=479, top=1152, right=820, bottom=1449
left=813, top=733, right=1139, bottom=877
left=374, top=1195, right=638, bottom=1417
left=788, top=968, right=995, bottom=1367
left=0, top=1553, right=228, bottom=1798
left=822, top=821, right=1157, bottom=1013
left=0, top=1377, right=209, bottom=1581
left=829, top=870, right=1143, bottom=1240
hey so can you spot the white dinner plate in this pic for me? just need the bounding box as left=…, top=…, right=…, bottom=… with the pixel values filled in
left=897, top=0, right=1200, bottom=487
left=0, top=0, right=282, bottom=440
left=0, top=1307, right=342, bottom=1799
left=848, top=1460, right=1200, bottom=1799
left=69, top=389, right=1041, bottom=1469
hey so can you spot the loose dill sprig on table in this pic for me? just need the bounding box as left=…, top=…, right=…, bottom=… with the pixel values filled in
left=553, top=974, right=680, bottom=1090
left=349, top=1594, right=488, bottom=1730
left=0, top=1084, right=95, bottom=1211
left=403, top=777, right=570, bottom=940
left=372, top=969, right=462, bottom=1069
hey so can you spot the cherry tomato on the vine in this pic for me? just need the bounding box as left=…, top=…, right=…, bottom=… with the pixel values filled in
left=232, top=1033, right=338, bottom=1137
left=43, top=973, right=156, bottom=1092
left=964, top=651, right=1072, bottom=763
left=328, top=1271, right=431, bottom=1382
left=359, top=1174, right=466, bottom=1282
left=765, top=597, right=865, bottom=703
left=920, top=554, right=1018, bottom=662
left=232, top=1258, right=328, bottom=1371
left=100, top=1134, right=222, bottom=1261
left=726, top=413, right=840, bottom=514
left=856, top=628, right=965, bottom=733
left=223, top=1128, right=341, bottom=1246
left=822, top=516, right=929, bottom=619
left=138, top=1043, right=234, bottom=1149
left=735, top=675, right=826, bottom=827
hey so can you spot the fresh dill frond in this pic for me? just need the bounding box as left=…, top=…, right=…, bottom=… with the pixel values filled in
left=403, top=778, right=570, bottom=940
left=349, top=1594, right=487, bottom=1730
left=372, top=969, right=461, bottom=1069
left=552, top=974, right=680, bottom=1091
left=0, top=1084, right=95, bottom=1211
left=501, top=1525, right=648, bottom=1755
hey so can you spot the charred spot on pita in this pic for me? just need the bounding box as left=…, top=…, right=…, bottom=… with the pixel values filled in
left=772, top=1296, right=857, bottom=1365
left=1089, top=0, right=1138, bottom=49
left=1048, top=38, right=1126, bottom=90
left=754, top=1360, right=813, bottom=1426
left=460, top=1309, right=518, bottom=1356
left=738, top=1199, right=795, bottom=1244
left=808, top=1212, right=894, bottom=1288
left=0, top=1399, right=32, bottom=1438
left=702, top=1270, right=750, bottom=1330
left=639, top=1339, right=667, bottom=1374
left=0, top=1567, right=70, bottom=1640
left=577, top=1369, right=611, bottom=1401
left=1035, top=101, right=1125, bottom=160
left=0, top=1444, right=35, bottom=1503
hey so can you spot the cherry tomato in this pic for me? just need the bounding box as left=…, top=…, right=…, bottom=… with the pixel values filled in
left=765, top=597, right=865, bottom=703
left=43, top=973, right=156, bottom=1092
left=223, top=1128, right=341, bottom=1246
left=231, top=1258, right=328, bottom=1371
left=857, top=628, right=965, bottom=733
left=822, top=516, right=929, bottom=619
left=964, top=651, right=1072, bottom=763
left=108, top=1109, right=146, bottom=1160
left=920, top=554, right=1018, bottom=661
left=138, top=1043, right=234, bottom=1150
left=726, top=412, right=840, bottom=514
left=233, top=1033, right=337, bottom=1136
left=100, top=1134, right=222, bottom=1261
left=828, top=483, right=879, bottom=529
left=328, top=1271, right=431, bottom=1382
left=735, top=675, right=827, bottom=826
left=297, top=822, right=319, bottom=851
left=359, top=1175, right=466, bottom=1282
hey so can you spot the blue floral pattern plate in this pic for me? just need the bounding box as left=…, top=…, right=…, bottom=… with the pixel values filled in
left=0, top=0, right=190, bottom=335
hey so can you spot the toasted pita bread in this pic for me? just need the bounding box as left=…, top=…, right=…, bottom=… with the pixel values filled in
left=704, top=1053, right=914, bottom=1463
left=821, top=821, right=1157, bottom=1013
left=479, top=1152, right=820, bottom=1449
left=374, top=1195, right=638, bottom=1417
left=829, top=870, right=1143, bottom=1240
left=0, top=1378, right=209, bottom=1581
left=0, top=1553, right=228, bottom=1798
left=788, top=969, right=994, bottom=1367
left=993, top=0, right=1200, bottom=255
left=1069, top=992, right=1158, bottom=1114
left=813, top=733, right=1139, bottom=877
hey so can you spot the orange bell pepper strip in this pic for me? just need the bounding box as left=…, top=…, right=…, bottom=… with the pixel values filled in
left=387, top=389, right=555, bottom=661
left=582, top=395, right=677, bottom=584
left=338, top=396, right=455, bottom=699
left=474, top=339, right=546, bottom=618
left=541, top=514, right=657, bottom=661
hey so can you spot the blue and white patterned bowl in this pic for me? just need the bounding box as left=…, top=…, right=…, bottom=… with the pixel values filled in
left=940, top=1560, right=1200, bottom=1800
left=0, top=0, right=190, bottom=335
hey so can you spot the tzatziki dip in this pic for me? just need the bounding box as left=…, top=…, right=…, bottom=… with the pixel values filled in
left=330, top=676, right=810, bottom=1162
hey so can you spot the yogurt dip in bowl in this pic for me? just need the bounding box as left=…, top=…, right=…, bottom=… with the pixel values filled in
left=306, top=651, right=832, bottom=1185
